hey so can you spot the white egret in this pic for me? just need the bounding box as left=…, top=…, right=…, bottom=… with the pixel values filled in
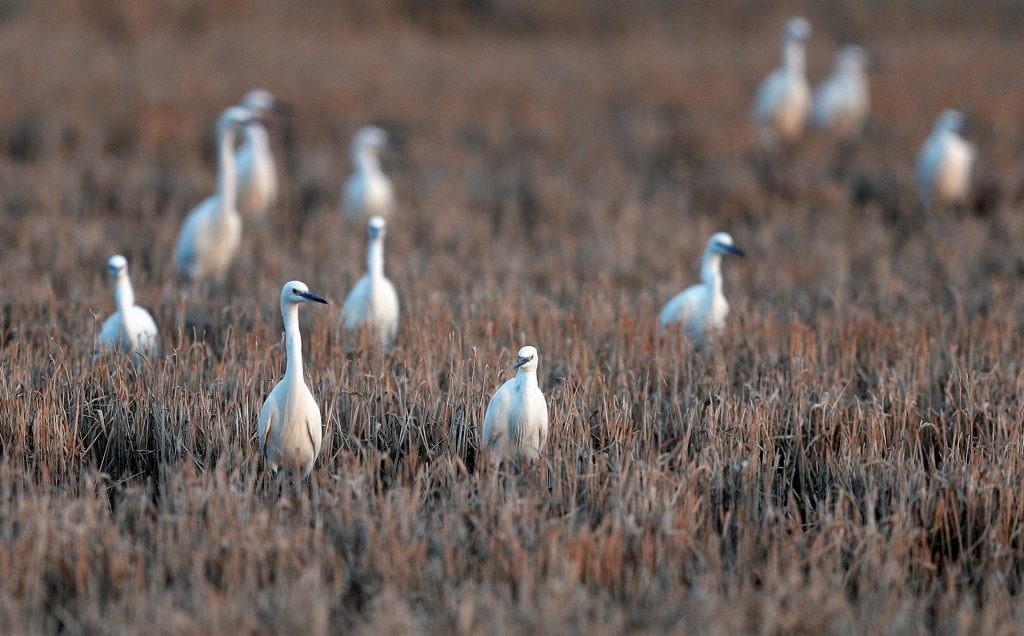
left=481, top=346, right=549, bottom=463
left=659, top=232, right=745, bottom=345
left=258, top=280, right=329, bottom=480
left=917, top=109, right=975, bottom=210
left=96, top=255, right=160, bottom=363
left=341, top=126, right=394, bottom=221
left=341, top=215, right=400, bottom=347
left=174, top=106, right=254, bottom=284
left=810, top=45, right=870, bottom=142
left=754, top=17, right=812, bottom=148
left=236, top=89, right=288, bottom=225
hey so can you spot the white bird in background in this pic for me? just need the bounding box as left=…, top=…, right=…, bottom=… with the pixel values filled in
left=810, top=45, right=870, bottom=142
left=341, top=126, right=394, bottom=221
left=258, top=280, right=329, bottom=480
left=236, top=89, right=288, bottom=225
left=482, top=346, right=549, bottom=463
left=96, top=255, right=160, bottom=363
left=341, top=216, right=400, bottom=347
left=659, top=232, right=745, bottom=346
left=917, top=109, right=976, bottom=210
left=174, top=106, right=254, bottom=284
left=754, top=17, right=812, bottom=148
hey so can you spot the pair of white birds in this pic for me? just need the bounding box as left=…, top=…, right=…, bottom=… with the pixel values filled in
left=173, top=89, right=395, bottom=285
left=754, top=17, right=870, bottom=147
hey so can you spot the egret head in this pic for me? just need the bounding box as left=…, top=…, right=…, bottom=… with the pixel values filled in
left=218, top=106, right=256, bottom=135
left=837, top=45, right=868, bottom=72
left=935, top=109, right=966, bottom=133
left=708, top=232, right=746, bottom=258
left=354, top=126, right=388, bottom=154
left=367, top=215, right=387, bottom=240
left=281, top=280, right=328, bottom=306
left=513, top=345, right=539, bottom=372
left=784, top=17, right=811, bottom=42
left=107, top=254, right=128, bottom=280
left=240, top=89, right=291, bottom=118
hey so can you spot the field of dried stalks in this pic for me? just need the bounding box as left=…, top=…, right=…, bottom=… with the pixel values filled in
left=3, top=1, right=1024, bottom=633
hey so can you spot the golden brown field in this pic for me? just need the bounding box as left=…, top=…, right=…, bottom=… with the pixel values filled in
left=3, top=1, right=1024, bottom=633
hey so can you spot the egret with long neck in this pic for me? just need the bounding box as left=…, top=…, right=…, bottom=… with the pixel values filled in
left=482, top=345, right=549, bottom=462
left=96, top=254, right=160, bottom=363
left=341, top=126, right=394, bottom=221
left=659, top=232, right=745, bottom=346
left=341, top=215, right=400, bottom=347
left=753, top=17, right=812, bottom=147
left=258, top=280, right=329, bottom=479
left=236, top=89, right=289, bottom=225
left=174, top=106, right=253, bottom=284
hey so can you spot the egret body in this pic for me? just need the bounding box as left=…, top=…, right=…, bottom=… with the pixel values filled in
left=659, top=232, right=745, bottom=345
left=810, top=45, right=870, bottom=141
left=341, top=216, right=400, bottom=347
left=174, top=106, right=253, bottom=284
left=754, top=17, right=812, bottom=148
left=341, top=126, right=394, bottom=221
left=482, top=346, right=549, bottom=462
left=917, top=109, right=975, bottom=210
left=258, top=281, right=329, bottom=479
left=96, top=255, right=160, bottom=363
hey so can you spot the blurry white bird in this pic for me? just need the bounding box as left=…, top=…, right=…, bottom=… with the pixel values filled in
left=754, top=17, right=812, bottom=148
left=258, top=280, right=329, bottom=479
left=236, top=89, right=288, bottom=225
left=482, top=346, right=549, bottom=462
left=174, top=106, right=254, bottom=284
left=810, top=45, right=870, bottom=141
left=341, top=216, right=400, bottom=347
left=917, top=109, right=976, bottom=210
left=659, top=232, right=745, bottom=345
left=341, top=126, right=394, bottom=221
left=96, top=255, right=160, bottom=363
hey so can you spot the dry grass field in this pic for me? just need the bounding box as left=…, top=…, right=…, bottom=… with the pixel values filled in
left=4, top=0, right=1024, bottom=632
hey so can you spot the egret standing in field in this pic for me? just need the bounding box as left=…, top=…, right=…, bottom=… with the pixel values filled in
left=482, top=346, right=549, bottom=463
left=174, top=106, right=254, bottom=284
left=917, top=109, right=975, bottom=210
left=659, top=232, right=745, bottom=346
left=258, top=280, right=329, bottom=480
left=96, top=255, right=160, bottom=363
left=754, top=17, right=812, bottom=148
left=236, top=89, right=289, bottom=225
left=341, top=216, right=400, bottom=347
left=341, top=126, right=394, bottom=221
left=810, top=45, right=870, bottom=142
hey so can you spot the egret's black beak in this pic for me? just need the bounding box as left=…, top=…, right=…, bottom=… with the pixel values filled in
left=717, top=242, right=746, bottom=257
left=300, top=291, right=328, bottom=304
left=513, top=356, right=530, bottom=370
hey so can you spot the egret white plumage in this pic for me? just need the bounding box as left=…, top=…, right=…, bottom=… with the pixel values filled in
left=236, top=89, right=288, bottom=225
left=341, top=126, right=394, bottom=221
left=96, top=255, right=160, bottom=363
left=341, top=215, right=400, bottom=347
left=810, top=45, right=870, bottom=141
left=917, top=109, right=975, bottom=210
left=659, top=232, right=745, bottom=345
left=754, top=17, right=812, bottom=148
left=258, top=281, right=329, bottom=479
left=481, top=346, right=549, bottom=463
left=174, top=106, right=253, bottom=284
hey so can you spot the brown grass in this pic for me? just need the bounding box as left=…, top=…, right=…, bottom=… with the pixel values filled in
left=3, top=1, right=1024, bottom=632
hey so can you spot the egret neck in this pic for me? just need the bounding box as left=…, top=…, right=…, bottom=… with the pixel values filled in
left=282, top=300, right=305, bottom=389
left=216, top=126, right=241, bottom=226
left=700, top=251, right=724, bottom=297
left=367, top=235, right=385, bottom=284
left=355, top=145, right=382, bottom=179
left=784, top=38, right=806, bottom=76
